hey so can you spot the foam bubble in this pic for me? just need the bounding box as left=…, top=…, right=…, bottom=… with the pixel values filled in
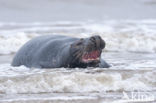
left=0, top=20, right=156, bottom=54
left=0, top=64, right=155, bottom=94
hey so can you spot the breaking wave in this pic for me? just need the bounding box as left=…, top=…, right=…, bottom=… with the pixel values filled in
left=0, top=20, right=156, bottom=54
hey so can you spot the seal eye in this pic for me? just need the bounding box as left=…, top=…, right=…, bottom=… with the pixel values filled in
left=90, top=37, right=95, bottom=42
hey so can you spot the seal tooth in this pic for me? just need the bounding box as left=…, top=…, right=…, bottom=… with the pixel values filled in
left=96, top=57, right=100, bottom=60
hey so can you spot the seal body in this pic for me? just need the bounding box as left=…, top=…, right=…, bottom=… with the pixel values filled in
left=12, top=35, right=110, bottom=68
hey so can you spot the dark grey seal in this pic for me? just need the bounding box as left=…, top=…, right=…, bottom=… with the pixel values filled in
left=11, top=35, right=110, bottom=68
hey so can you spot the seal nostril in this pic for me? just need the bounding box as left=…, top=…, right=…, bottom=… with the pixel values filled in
left=94, top=38, right=100, bottom=50
left=98, top=36, right=101, bottom=39
left=100, top=39, right=105, bottom=49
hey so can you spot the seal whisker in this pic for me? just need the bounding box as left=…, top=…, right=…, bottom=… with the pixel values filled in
left=73, top=50, right=81, bottom=56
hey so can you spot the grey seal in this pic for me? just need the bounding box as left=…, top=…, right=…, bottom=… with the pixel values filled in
left=12, top=35, right=110, bottom=68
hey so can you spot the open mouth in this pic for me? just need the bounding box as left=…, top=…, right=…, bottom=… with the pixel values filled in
left=82, top=50, right=101, bottom=63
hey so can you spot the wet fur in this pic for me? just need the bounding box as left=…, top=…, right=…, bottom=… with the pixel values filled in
left=12, top=35, right=110, bottom=68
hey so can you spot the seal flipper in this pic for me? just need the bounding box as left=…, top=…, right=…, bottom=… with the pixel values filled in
left=99, top=59, right=110, bottom=68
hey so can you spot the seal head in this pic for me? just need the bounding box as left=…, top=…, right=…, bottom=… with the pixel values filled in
left=69, top=35, right=106, bottom=68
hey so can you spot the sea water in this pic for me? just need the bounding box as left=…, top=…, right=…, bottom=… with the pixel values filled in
left=0, top=20, right=156, bottom=103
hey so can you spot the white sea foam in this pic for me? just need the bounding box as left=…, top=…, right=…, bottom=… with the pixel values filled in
left=85, top=20, right=156, bottom=53
left=0, top=20, right=156, bottom=54
left=0, top=20, right=156, bottom=102
left=0, top=64, right=155, bottom=94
